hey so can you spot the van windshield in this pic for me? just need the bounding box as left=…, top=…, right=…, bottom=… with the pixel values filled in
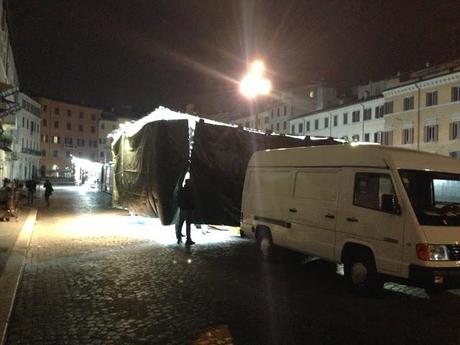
left=399, top=169, right=460, bottom=226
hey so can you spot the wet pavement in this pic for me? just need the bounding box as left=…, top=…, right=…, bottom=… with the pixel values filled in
left=4, top=186, right=460, bottom=345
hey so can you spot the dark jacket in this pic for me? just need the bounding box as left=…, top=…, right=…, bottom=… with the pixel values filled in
left=177, top=184, right=194, bottom=210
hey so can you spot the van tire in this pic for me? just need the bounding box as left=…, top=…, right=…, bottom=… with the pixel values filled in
left=344, top=251, right=383, bottom=294
left=256, top=229, right=275, bottom=262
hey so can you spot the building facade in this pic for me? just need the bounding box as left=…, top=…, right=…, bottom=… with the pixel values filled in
left=37, top=97, right=102, bottom=177
left=2, top=93, right=41, bottom=180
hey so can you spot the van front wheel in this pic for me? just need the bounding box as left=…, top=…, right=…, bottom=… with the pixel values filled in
left=344, top=253, right=383, bottom=294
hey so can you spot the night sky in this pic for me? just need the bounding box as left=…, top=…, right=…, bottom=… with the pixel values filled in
left=6, top=0, right=460, bottom=115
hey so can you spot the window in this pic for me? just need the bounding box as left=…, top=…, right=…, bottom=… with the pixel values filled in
left=306, top=121, right=310, bottom=131
left=374, top=131, right=393, bottom=145
left=291, top=124, right=295, bottom=134
left=343, top=112, right=348, bottom=125
left=91, top=126, right=95, bottom=133
left=277, top=108, right=280, bottom=117
left=264, top=117, right=269, bottom=124
left=91, top=114, right=96, bottom=120
left=52, top=136, right=60, bottom=144
left=41, top=150, right=46, bottom=157
left=79, top=124, right=83, bottom=132
left=352, top=110, right=360, bottom=123
left=284, top=106, right=287, bottom=116
left=54, top=121, right=59, bottom=129
left=54, top=107, right=60, bottom=115
left=283, top=121, right=287, bottom=130
left=363, top=108, right=372, bottom=121
left=66, top=151, right=71, bottom=158
left=100, top=151, right=105, bottom=158
left=22, top=117, right=25, bottom=127
left=43, top=119, right=47, bottom=127
left=354, top=173, right=396, bottom=212
left=324, top=118, right=329, bottom=128
left=364, top=133, right=370, bottom=142
left=333, top=115, right=338, bottom=127
left=271, top=110, right=274, bottom=118
left=403, top=96, right=414, bottom=111
left=375, top=105, right=384, bottom=119
left=79, top=112, right=84, bottom=119
left=67, top=109, right=72, bottom=117
left=276, top=123, right=280, bottom=131
left=270, top=124, right=274, bottom=131
left=402, top=128, right=414, bottom=144
left=64, top=137, right=73, bottom=145
left=66, top=123, right=71, bottom=130
left=26, top=119, right=29, bottom=129
left=450, top=121, right=460, bottom=140
left=53, top=150, right=58, bottom=158
left=424, top=124, right=438, bottom=142
left=313, top=119, right=318, bottom=130
left=426, top=91, right=438, bottom=107
left=41, top=135, right=48, bottom=143
left=43, top=105, right=47, bottom=112
left=383, top=101, right=394, bottom=115
left=452, top=87, right=460, bottom=102
left=298, top=123, right=304, bottom=133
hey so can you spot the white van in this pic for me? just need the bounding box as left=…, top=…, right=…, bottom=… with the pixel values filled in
left=240, top=144, right=460, bottom=293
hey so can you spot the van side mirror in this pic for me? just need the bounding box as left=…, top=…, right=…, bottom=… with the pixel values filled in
left=381, top=194, right=401, bottom=215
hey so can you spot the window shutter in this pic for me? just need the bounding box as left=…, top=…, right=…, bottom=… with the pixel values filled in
left=424, top=126, right=428, bottom=142
left=450, top=122, right=454, bottom=140
left=435, top=125, right=439, bottom=141
left=452, top=87, right=456, bottom=102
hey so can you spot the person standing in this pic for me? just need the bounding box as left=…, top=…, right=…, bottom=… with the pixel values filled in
left=26, top=179, right=37, bottom=206
left=43, top=179, right=54, bottom=207
left=175, top=179, right=195, bottom=245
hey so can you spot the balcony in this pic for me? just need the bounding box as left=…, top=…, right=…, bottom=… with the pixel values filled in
left=21, top=147, right=42, bottom=156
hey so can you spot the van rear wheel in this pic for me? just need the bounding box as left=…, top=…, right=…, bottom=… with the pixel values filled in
left=344, top=252, right=383, bottom=294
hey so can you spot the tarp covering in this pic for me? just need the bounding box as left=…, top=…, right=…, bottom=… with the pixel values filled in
left=190, top=121, right=307, bottom=225
left=112, top=108, right=341, bottom=226
left=112, top=119, right=189, bottom=225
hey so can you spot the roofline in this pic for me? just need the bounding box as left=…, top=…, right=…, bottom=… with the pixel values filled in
left=34, top=96, right=103, bottom=111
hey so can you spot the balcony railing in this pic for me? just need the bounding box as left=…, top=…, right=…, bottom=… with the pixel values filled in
left=21, top=147, right=41, bottom=156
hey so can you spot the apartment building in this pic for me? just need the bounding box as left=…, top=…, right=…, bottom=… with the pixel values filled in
left=383, top=69, right=460, bottom=157
left=1, top=93, right=41, bottom=179
left=290, top=60, right=460, bottom=160
left=290, top=96, right=389, bottom=143
left=37, top=97, right=102, bottom=177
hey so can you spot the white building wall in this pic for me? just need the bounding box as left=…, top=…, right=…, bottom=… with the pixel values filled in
left=290, top=98, right=386, bottom=142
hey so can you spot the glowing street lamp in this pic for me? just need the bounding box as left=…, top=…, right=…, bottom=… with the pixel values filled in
left=239, top=60, right=272, bottom=99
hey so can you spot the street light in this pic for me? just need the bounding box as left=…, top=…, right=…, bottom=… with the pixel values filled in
left=239, top=60, right=272, bottom=99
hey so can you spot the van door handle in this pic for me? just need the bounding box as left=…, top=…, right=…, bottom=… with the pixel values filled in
left=289, top=208, right=297, bottom=213
left=325, top=214, right=335, bottom=219
left=346, top=217, right=358, bottom=222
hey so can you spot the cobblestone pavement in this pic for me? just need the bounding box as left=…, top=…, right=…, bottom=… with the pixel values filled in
left=4, top=186, right=460, bottom=345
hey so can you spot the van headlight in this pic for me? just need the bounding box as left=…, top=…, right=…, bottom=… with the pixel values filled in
left=416, top=244, right=450, bottom=261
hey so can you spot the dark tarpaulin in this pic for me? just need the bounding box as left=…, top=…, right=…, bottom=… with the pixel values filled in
left=189, top=121, right=308, bottom=226
left=112, top=119, right=189, bottom=225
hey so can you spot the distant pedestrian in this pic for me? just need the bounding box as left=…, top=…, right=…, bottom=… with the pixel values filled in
left=43, top=179, right=54, bottom=207
left=25, top=179, right=37, bottom=205
left=175, top=178, right=195, bottom=245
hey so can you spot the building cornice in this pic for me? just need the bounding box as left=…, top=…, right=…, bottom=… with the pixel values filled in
left=384, top=71, right=460, bottom=97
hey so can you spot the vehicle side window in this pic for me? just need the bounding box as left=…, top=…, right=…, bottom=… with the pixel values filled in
left=354, top=173, right=396, bottom=211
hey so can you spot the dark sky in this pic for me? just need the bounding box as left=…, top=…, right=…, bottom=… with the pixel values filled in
left=6, top=0, right=460, bottom=115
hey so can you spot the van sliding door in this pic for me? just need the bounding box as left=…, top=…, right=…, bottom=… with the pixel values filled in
left=288, top=169, right=340, bottom=260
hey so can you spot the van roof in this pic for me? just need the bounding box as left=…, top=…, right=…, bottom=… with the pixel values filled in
left=248, top=144, right=460, bottom=173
